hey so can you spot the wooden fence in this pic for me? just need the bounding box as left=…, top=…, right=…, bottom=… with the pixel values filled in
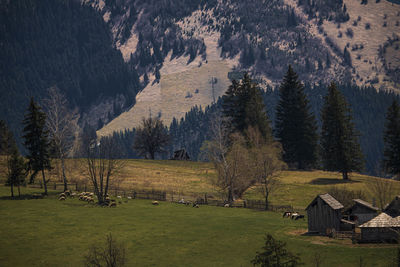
left=27, top=182, right=295, bottom=211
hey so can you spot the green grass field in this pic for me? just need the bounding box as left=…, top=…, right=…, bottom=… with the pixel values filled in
left=0, top=185, right=398, bottom=267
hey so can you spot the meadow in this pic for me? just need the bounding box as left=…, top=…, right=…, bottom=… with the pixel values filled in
left=0, top=159, right=399, bottom=266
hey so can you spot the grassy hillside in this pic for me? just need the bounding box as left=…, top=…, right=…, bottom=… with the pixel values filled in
left=0, top=186, right=398, bottom=267
left=2, top=159, right=399, bottom=209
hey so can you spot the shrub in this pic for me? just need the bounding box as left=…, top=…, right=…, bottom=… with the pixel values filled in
left=346, top=28, right=354, bottom=38
left=365, top=23, right=371, bottom=30
left=251, top=234, right=302, bottom=267
left=84, top=233, right=127, bottom=267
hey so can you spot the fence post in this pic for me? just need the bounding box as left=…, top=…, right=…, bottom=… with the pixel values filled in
left=75, top=183, right=78, bottom=191
left=54, top=182, right=57, bottom=190
left=39, top=180, right=42, bottom=189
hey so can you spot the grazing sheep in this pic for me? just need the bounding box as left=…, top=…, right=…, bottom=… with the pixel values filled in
left=117, top=196, right=122, bottom=199
left=224, top=203, right=230, bottom=208
left=127, top=196, right=132, bottom=200
left=88, top=198, right=94, bottom=203
left=59, top=192, right=66, bottom=198
left=71, top=192, right=77, bottom=198
left=64, top=190, right=71, bottom=196
left=193, top=204, right=199, bottom=208
left=295, top=215, right=305, bottom=220
left=109, top=202, right=117, bottom=207
left=178, top=198, right=185, bottom=204
left=152, top=201, right=159, bottom=205
left=59, top=196, right=66, bottom=201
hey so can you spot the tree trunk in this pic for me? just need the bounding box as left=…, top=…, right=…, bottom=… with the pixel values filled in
left=18, top=184, right=21, bottom=197
left=342, top=171, right=349, bottom=180
left=228, top=186, right=233, bottom=203
left=265, top=190, right=269, bottom=211
left=61, top=157, right=68, bottom=192
left=29, top=170, right=38, bottom=184
left=11, top=183, right=14, bottom=198
left=41, top=169, right=48, bottom=195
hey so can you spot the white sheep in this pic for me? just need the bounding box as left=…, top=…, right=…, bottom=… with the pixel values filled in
left=127, top=196, right=132, bottom=200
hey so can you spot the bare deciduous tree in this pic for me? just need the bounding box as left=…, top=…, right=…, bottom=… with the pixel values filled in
left=248, top=127, right=286, bottom=210
left=86, top=137, right=125, bottom=205
left=43, top=86, right=78, bottom=191
left=369, top=177, right=396, bottom=210
left=84, top=233, right=127, bottom=267
left=133, top=115, right=169, bottom=160
left=202, top=115, right=254, bottom=203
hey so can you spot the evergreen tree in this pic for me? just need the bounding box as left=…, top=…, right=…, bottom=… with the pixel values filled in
left=321, top=82, right=363, bottom=180
left=383, top=99, right=400, bottom=177
left=6, top=145, right=26, bottom=198
left=22, top=97, right=51, bottom=195
left=275, top=65, right=318, bottom=169
left=222, top=73, right=272, bottom=142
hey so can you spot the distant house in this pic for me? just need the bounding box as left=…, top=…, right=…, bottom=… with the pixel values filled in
left=384, top=196, right=400, bottom=217
left=171, top=149, right=190, bottom=161
left=306, top=193, right=344, bottom=235
left=345, top=199, right=379, bottom=225
left=359, top=213, right=400, bottom=243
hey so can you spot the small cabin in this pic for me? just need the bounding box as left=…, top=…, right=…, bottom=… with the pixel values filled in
left=306, top=193, right=344, bottom=235
left=359, top=213, right=400, bottom=243
left=345, top=199, right=379, bottom=225
left=171, top=149, right=190, bottom=161
left=384, top=196, right=400, bottom=217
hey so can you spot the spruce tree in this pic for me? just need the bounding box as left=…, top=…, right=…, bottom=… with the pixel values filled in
left=222, top=73, right=272, bottom=142
left=22, top=97, right=51, bottom=195
left=321, top=82, right=363, bottom=180
left=383, top=99, right=400, bottom=177
left=275, top=65, right=318, bottom=169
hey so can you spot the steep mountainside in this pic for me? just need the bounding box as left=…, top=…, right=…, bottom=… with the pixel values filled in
left=0, top=0, right=140, bottom=141
left=93, top=0, right=400, bottom=136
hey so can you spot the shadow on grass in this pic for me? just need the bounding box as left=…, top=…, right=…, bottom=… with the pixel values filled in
left=0, top=191, right=60, bottom=200
left=310, top=178, right=360, bottom=185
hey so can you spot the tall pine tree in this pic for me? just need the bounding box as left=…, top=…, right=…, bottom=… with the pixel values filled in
left=222, top=73, right=272, bottom=142
left=321, top=82, right=363, bottom=180
left=383, top=99, right=400, bottom=178
left=275, top=65, right=318, bottom=169
left=22, top=97, right=51, bottom=195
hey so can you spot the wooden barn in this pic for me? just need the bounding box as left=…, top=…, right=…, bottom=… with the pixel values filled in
left=359, top=213, right=400, bottom=243
left=345, top=199, right=379, bottom=225
left=171, top=149, right=190, bottom=160
left=306, top=193, right=344, bottom=235
left=384, top=196, right=400, bottom=217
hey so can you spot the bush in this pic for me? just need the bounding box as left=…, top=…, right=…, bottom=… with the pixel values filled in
left=346, top=28, right=354, bottom=38
left=327, top=186, right=366, bottom=209
left=365, top=23, right=371, bottom=30
left=251, top=234, right=302, bottom=267
left=84, top=233, right=127, bottom=267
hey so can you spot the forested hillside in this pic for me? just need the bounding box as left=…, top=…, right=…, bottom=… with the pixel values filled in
left=0, top=0, right=140, bottom=142
left=108, top=82, right=399, bottom=175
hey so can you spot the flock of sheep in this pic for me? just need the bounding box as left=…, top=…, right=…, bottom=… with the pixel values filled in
left=58, top=191, right=125, bottom=207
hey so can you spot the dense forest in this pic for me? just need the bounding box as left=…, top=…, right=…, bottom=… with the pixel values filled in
left=0, top=0, right=140, bottom=144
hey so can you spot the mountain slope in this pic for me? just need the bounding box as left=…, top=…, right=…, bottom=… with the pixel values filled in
left=0, top=0, right=140, bottom=141
left=95, top=0, right=400, bottom=135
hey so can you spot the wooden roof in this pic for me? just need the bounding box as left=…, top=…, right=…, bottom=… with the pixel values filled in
left=306, top=193, right=344, bottom=211
left=353, top=199, right=379, bottom=211
left=359, top=213, right=400, bottom=228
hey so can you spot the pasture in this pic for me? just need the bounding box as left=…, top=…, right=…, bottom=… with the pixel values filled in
left=0, top=159, right=399, bottom=266
left=0, top=186, right=398, bottom=267
left=50, top=159, right=400, bottom=209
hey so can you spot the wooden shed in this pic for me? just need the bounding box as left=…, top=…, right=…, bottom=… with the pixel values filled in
left=345, top=199, right=379, bottom=225
left=384, top=196, right=400, bottom=217
left=171, top=149, right=190, bottom=160
left=359, top=213, right=400, bottom=243
left=306, top=193, right=344, bottom=235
